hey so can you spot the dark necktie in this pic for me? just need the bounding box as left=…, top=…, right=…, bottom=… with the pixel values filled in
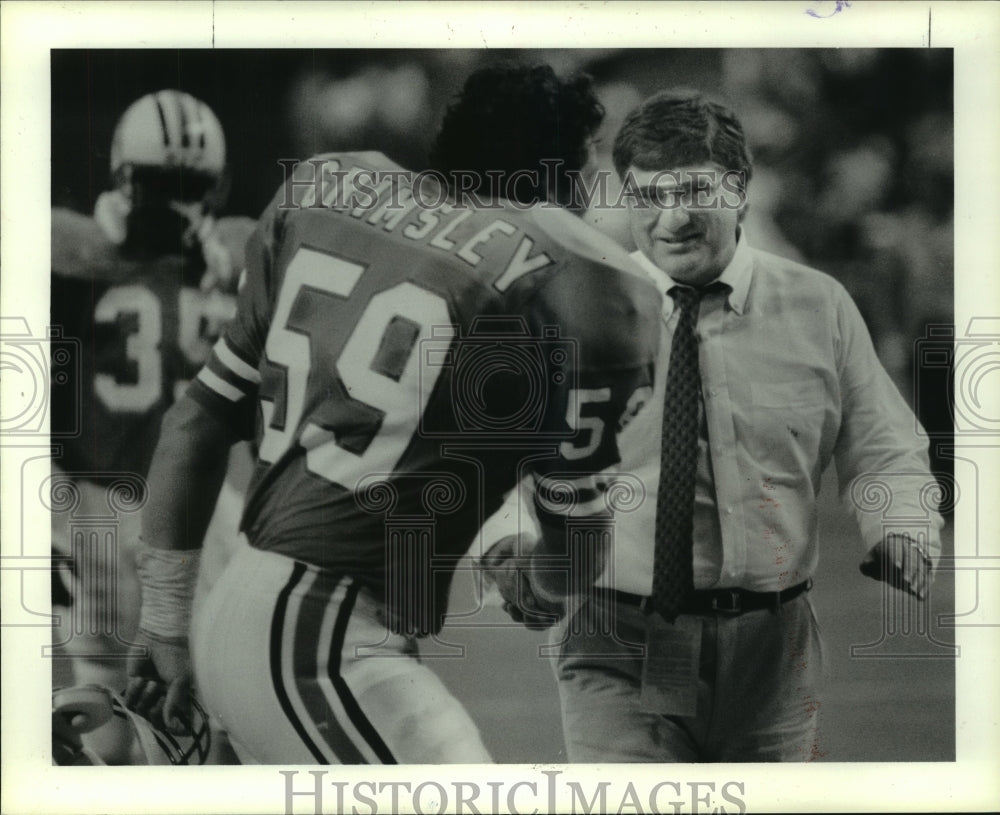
left=651, top=286, right=703, bottom=621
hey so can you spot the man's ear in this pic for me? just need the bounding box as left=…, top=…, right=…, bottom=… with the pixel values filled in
left=736, top=196, right=751, bottom=224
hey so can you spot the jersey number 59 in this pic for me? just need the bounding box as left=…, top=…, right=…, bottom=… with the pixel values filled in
left=257, top=246, right=449, bottom=490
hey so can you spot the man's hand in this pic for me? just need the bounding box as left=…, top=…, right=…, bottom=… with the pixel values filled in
left=860, top=533, right=934, bottom=600
left=478, top=534, right=562, bottom=631
left=125, top=628, right=193, bottom=732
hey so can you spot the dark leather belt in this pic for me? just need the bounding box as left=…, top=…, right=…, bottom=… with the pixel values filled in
left=611, top=579, right=812, bottom=615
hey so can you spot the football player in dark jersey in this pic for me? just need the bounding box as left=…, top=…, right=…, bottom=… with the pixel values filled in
left=50, top=89, right=254, bottom=762
left=126, top=64, right=661, bottom=764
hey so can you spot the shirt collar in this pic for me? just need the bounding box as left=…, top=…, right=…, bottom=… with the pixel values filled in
left=630, top=229, right=752, bottom=316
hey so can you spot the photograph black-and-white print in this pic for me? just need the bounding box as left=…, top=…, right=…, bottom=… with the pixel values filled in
left=3, top=3, right=999, bottom=815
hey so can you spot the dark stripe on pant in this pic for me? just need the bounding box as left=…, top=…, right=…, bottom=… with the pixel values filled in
left=269, top=561, right=329, bottom=764
left=291, top=572, right=366, bottom=764
left=328, top=583, right=398, bottom=764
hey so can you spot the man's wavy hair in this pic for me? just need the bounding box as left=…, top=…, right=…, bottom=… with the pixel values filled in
left=612, top=88, right=753, bottom=198
left=429, top=63, right=604, bottom=208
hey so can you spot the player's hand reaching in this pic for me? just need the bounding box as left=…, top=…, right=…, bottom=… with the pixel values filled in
left=479, top=534, right=562, bottom=631
left=125, top=629, right=193, bottom=733
left=860, top=533, right=934, bottom=600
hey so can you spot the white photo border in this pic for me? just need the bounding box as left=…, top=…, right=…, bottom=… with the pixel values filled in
left=2, top=2, right=998, bottom=813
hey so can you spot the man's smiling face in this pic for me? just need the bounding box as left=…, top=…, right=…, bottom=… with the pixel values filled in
left=625, top=163, right=744, bottom=287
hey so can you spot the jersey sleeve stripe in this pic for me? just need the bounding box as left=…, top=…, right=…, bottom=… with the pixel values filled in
left=535, top=489, right=602, bottom=518
left=197, top=366, right=246, bottom=402
left=204, top=353, right=257, bottom=396
left=215, top=337, right=262, bottom=384
left=534, top=492, right=610, bottom=519
left=536, top=467, right=617, bottom=485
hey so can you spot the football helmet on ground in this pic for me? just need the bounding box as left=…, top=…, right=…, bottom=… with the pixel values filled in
left=52, top=684, right=210, bottom=766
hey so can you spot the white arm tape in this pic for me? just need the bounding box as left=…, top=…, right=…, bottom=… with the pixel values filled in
left=135, top=545, right=202, bottom=640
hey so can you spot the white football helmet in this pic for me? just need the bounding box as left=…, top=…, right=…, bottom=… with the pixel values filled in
left=96, top=90, right=228, bottom=246
left=53, top=684, right=211, bottom=766
left=111, top=89, right=226, bottom=187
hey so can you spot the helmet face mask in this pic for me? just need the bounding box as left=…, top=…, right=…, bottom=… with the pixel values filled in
left=52, top=684, right=211, bottom=766
left=119, top=165, right=220, bottom=211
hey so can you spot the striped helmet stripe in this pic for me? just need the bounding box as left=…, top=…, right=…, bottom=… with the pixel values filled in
left=192, top=98, right=207, bottom=149
left=153, top=96, right=170, bottom=147
left=174, top=91, right=191, bottom=149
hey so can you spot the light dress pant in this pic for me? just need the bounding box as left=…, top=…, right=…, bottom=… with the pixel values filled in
left=550, top=591, right=825, bottom=762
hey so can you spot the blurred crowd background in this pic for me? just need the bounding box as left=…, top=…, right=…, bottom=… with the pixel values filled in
left=52, top=47, right=954, bottom=479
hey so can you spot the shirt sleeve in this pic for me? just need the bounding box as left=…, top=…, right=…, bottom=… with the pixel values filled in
left=831, top=282, right=945, bottom=563
left=186, top=192, right=283, bottom=439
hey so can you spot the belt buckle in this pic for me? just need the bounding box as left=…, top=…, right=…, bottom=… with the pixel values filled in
left=711, top=589, right=742, bottom=614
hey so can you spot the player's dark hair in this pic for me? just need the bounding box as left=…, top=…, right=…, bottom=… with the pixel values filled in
left=429, top=63, right=604, bottom=207
left=612, top=88, right=753, bottom=193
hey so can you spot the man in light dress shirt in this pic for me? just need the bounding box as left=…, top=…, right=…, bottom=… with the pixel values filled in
left=480, top=88, right=942, bottom=762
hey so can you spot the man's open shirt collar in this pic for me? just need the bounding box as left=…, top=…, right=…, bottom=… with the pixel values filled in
left=630, top=230, right=752, bottom=316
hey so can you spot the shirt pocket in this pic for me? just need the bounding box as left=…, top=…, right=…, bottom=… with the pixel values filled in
left=745, top=378, right=827, bottom=479
left=750, top=379, right=826, bottom=409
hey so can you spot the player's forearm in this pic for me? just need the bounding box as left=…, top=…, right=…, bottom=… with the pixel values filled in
left=142, top=395, right=234, bottom=552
